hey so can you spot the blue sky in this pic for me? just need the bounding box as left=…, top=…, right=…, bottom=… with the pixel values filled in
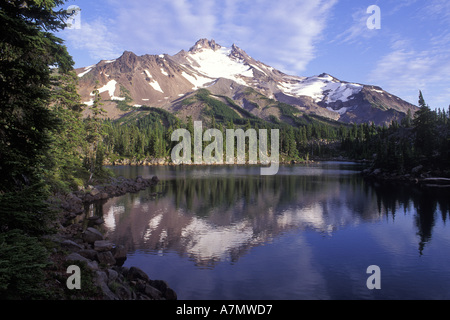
left=57, top=0, right=450, bottom=110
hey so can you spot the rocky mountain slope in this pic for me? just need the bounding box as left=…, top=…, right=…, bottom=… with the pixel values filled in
left=75, top=38, right=417, bottom=126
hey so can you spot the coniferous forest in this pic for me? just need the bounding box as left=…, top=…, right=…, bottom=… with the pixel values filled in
left=1, top=0, right=450, bottom=300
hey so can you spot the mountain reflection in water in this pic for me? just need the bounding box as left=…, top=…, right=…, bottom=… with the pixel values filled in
left=87, top=163, right=450, bottom=299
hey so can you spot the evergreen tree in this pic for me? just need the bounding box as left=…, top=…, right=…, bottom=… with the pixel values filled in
left=83, top=83, right=107, bottom=182
left=414, top=91, right=437, bottom=158
left=0, top=0, right=75, bottom=299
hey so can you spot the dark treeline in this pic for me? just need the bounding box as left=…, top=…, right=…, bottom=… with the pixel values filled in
left=101, top=89, right=359, bottom=163
left=1, top=0, right=449, bottom=300
left=0, top=0, right=112, bottom=299
left=344, top=92, right=450, bottom=175
left=100, top=90, right=450, bottom=178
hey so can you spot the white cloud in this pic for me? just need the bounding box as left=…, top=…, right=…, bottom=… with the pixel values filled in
left=364, top=0, right=450, bottom=109
left=62, top=18, right=123, bottom=62
left=219, top=0, right=339, bottom=73
left=87, top=0, right=338, bottom=75
left=368, top=40, right=450, bottom=108
left=332, top=6, right=378, bottom=45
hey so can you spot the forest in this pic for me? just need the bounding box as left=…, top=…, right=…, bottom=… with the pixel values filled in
left=1, top=0, right=450, bottom=299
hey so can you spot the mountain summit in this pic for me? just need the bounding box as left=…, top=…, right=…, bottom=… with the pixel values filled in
left=75, top=38, right=417, bottom=125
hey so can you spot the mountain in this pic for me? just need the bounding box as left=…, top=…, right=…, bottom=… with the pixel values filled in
left=75, top=38, right=417, bottom=126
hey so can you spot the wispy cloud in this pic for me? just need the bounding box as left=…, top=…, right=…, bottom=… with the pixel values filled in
left=367, top=0, right=450, bottom=108
left=332, top=6, right=378, bottom=45
left=63, top=0, right=338, bottom=75
left=369, top=39, right=450, bottom=107
left=61, top=18, right=123, bottom=62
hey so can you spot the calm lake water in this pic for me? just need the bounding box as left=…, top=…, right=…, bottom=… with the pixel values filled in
left=96, top=162, right=450, bottom=300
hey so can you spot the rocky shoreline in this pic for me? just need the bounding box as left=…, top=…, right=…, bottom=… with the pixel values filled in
left=46, top=176, right=178, bottom=300
left=361, top=165, right=450, bottom=187
left=104, top=157, right=316, bottom=167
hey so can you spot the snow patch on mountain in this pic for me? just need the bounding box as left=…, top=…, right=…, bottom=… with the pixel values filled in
left=160, top=68, right=169, bottom=76
left=279, top=74, right=363, bottom=103
left=149, top=81, right=164, bottom=93
left=78, top=65, right=95, bottom=78
left=181, top=71, right=212, bottom=90
left=187, top=47, right=254, bottom=86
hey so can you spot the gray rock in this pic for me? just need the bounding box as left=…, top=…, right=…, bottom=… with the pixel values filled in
left=78, top=249, right=98, bottom=261
left=82, top=227, right=104, bottom=244
left=114, top=284, right=134, bottom=300
left=97, top=251, right=116, bottom=266
left=94, top=240, right=114, bottom=252
left=112, top=244, right=127, bottom=261
left=65, top=252, right=99, bottom=271
left=61, top=239, right=84, bottom=251
left=95, top=271, right=118, bottom=300
left=90, top=188, right=100, bottom=197
left=127, top=266, right=150, bottom=282
left=372, top=168, right=382, bottom=175
left=412, top=165, right=424, bottom=174
left=107, top=268, right=119, bottom=283
left=144, top=284, right=163, bottom=300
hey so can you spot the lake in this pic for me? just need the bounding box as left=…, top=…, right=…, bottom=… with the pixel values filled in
left=95, top=162, right=450, bottom=300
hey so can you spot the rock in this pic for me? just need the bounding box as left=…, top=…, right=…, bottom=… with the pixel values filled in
left=94, top=240, right=114, bottom=252
left=127, top=266, right=150, bottom=282
left=412, top=165, right=424, bottom=174
left=151, top=279, right=178, bottom=300
left=97, top=251, right=116, bottom=266
left=90, top=188, right=100, bottom=197
left=112, top=244, right=127, bottom=265
left=144, top=284, right=163, bottom=300
left=82, top=227, right=104, bottom=244
left=78, top=249, right=98, bottom=261
left=107, top=268, right=119, bottom=283
left=113, top=284, right=134, bottom=300
left=95, top=271, right=118, bottom=300
left=372, top=168, right=382, bottom=175
left=61, top=239, right=84, bottom=251
left=100, top=192, right=109, bottom=200
left=65, top=253, right=99, bottom=271
left=66, top=252, right=89, bottom=263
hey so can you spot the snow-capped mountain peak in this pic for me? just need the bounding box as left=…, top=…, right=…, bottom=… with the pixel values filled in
left=75, top=38, right=417, bottom=125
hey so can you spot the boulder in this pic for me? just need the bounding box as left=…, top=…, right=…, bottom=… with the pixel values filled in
left=112, top=244, right=127, bottom=265
left=95, top=271, right=117, bottom=300
left=65, top=252, right=99, bottom=271
left=97, top=251, right=116, bottom=266
left=61, top=239, right=84, bottom=251
left=82, top=227, right=104, bottom=244
left=78, top=249, right=98, bottom=261
left=372, top=168, right=382, bottom=175
left=94, top=240, right=114, bottom=252
left=412, top=165, right=424, bottom=174
left=127, top=266, right=150, bottom=282
left=90, top=188, right=101, bottom=197
left=144, top=284, right=163, bottom=300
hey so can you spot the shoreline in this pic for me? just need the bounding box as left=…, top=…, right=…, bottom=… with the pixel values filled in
left=361, top=166, right=450, bottom=188
left=45, top=175, right=178, bottom=300
left=103, top=157, right=317, bottom=167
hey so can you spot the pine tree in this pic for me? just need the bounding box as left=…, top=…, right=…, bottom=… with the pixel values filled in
left=413, top=91, right=437, bottom=158
left=0, top=0, right=75, bottom=299
left=84, top=84, right=107, bottom=183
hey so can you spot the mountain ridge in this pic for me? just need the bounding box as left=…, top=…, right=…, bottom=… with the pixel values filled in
left=75, top=38, right=417, bottom=126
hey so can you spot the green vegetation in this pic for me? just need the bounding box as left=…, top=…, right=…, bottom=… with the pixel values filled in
left=1, top=0, right=449, bottom=300
left=345, top=91, right=450, bottom=176
left=0, top=0, right=111, bottom=299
